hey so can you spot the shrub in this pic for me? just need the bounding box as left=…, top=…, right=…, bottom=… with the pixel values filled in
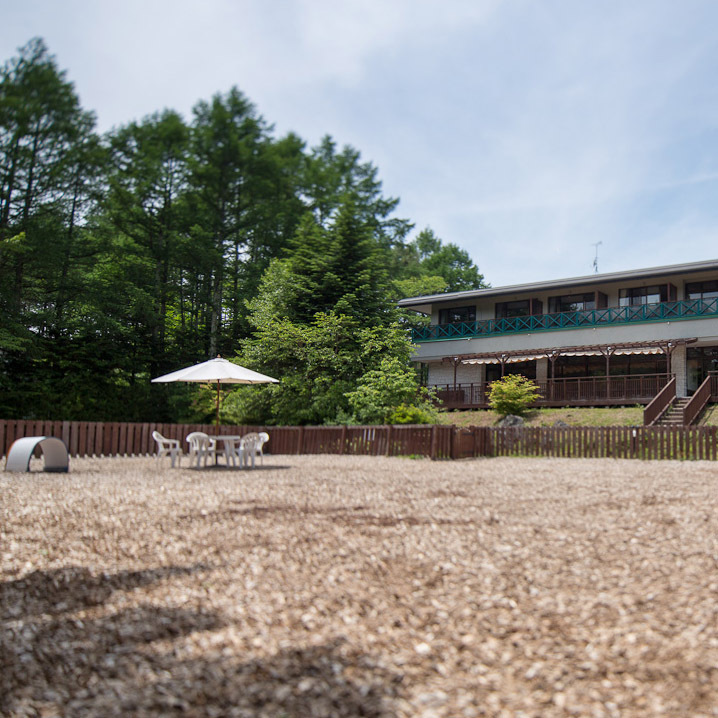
left=487, top=374, right=540, bottom=417
left=387, top=403, right=437, bottom=425
left=345, top=357, right=438, bottom=424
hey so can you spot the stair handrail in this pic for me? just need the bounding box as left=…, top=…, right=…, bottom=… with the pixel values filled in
left=643, top=376, right=676, bottom=426
left=710, top=370, right=718, bottom=400
left=682, top=375, right=712, bottom=426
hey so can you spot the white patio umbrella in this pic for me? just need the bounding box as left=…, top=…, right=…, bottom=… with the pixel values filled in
left=151, top=355, right=278, bottom=426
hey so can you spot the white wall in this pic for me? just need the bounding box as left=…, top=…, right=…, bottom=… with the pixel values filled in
left=672, top=344, right=687, bottom=397
left=427, top=361, right=483, bottom=386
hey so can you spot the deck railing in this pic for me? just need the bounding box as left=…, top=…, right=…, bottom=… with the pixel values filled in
left=413, top=297, right=718, bottom=342
left=433, top=373, right=672, bottom=410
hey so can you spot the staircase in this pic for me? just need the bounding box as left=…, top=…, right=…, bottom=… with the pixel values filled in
left=654, top=397, right=692, bottom=426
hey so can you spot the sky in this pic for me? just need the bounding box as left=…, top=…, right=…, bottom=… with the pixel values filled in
left=2, top=0, right=718, bottom=288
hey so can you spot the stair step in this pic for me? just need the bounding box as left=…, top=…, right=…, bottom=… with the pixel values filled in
left=654, top=396, right=692, bottom=426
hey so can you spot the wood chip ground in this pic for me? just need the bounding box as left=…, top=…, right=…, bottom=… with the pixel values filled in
left=2, top=455, right=718, bottom=717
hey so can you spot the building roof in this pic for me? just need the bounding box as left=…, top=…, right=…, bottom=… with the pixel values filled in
left=397, top=258, right=718, bottom=313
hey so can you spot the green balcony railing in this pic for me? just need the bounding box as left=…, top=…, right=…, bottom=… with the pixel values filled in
left=412, top=298, right=718, bottom=342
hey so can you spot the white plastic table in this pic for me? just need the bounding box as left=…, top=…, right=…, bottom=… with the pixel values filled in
left=211, top=435, right=243, bottom=467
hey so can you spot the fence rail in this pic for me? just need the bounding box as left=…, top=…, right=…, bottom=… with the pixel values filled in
left=1, top=420, right=717, bottom=463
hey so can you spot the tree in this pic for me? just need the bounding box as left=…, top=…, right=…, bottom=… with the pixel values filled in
left=0, top=38, right=97, bottom=308
left=0, top=38, right=492, bottom=424
left=251, top=196, right=396, bottom=328
left=487, top=375, right=540, bottom=417
left=223, top=312, right=415, bottom=425
left=345, top=356, right=438, bottom=424
left=103, top=110, right=190, bottom=372
left=398, top=227, right=487, bottom=294
left=0, top=38, right=105, bottom=419
left=301, top=136, right=412, bottom=247
left=188, top=88, right=274, bottom=355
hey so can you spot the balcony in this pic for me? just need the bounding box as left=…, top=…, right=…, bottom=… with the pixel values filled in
left=412, top=298, right=718, bottom=342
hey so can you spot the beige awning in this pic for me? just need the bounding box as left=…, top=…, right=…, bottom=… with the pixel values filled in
left=457, top=343, right=675, bottom=365
left=614, top=347, right=663, bottom=356
left=463, top=355, right=543, bottom=365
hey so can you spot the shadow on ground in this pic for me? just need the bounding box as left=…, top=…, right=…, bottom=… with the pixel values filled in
left=1, top=564, right=209, bottom=619
left=1, top=565, right=400, bottom=717
left=185, top=463, right=293, bottom=472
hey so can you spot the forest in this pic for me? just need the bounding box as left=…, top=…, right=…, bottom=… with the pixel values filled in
left=0, top=38, right=486, bottom=425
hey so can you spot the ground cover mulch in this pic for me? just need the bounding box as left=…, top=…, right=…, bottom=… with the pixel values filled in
left=2, top=454, right=718, bottom=717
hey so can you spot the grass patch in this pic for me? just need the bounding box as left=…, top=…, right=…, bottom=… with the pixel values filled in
left=437, top=405, right=645, bottom=427
left=697, top=404, right=718, bottom=425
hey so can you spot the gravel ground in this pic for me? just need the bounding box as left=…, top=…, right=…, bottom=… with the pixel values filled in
left=2, top=454, right=718, bottom=717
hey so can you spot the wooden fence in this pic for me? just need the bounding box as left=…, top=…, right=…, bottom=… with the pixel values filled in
left=1, top=420, right=717, bottom=462
left=0, top=420, right=454, bottom=461
left=454, top=425, right=718, bottom=461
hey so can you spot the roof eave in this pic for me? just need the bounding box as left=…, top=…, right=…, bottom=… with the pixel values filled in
left=397, top=258, right=718, bottom=308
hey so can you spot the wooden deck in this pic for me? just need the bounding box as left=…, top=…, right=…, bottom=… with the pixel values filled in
left=433, top=373, right=673, bottom=410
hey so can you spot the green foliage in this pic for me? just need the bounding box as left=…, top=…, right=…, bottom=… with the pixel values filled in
left=398, top=228, right=487, bottom=294
left=281, top=198, right=393, bottom=325
left=387, top=403, right=437, bottom=425
left=222, top=314, right=415, bottom=426
left=487, top=375, right=541, bottom=417
left=392, top=275, right=448, bottom=300
left=0, top=38, right=487, bottom=423
left=345, top=356, right=438, bottom=425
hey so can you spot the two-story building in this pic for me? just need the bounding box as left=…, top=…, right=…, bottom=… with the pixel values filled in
left=398, top=259, right=718, bottom=410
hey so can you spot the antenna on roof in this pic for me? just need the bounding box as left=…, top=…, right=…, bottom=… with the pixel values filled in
left=591, top=241, right=602, bottom=274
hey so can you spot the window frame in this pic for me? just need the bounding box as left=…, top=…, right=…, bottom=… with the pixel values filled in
left=438, top=305, right=476, bottom=325
left=548, top=292, right=597, bottom=314
left=685, top=280, right=718, bottom=300
left=619, top=284, right=674, bottom=307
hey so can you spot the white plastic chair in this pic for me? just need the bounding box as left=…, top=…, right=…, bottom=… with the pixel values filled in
left=185, top=431, right=216, bottom=468
left=256, top=432, right=269, bottom=465
left=235, top=433, right=259, bottom=469
left=152, top=431, right=182, bottom=468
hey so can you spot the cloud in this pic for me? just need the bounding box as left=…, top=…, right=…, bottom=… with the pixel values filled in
left=2, top=0, right=718, bottom=287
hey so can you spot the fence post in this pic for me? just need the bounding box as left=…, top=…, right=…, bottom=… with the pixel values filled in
left=386, top=425, right=393, bottom=457
left=340, top=424, right=347, bottom=454
left=430, top=425, right=438, bottom=460
left=297, top=426, right=305, bottom=455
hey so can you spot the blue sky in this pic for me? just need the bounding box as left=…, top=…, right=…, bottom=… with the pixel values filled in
left=2, top=0, right=718, bottom=287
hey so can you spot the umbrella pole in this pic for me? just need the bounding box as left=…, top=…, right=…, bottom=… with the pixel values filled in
left=216, top=380, right=220, bottom=428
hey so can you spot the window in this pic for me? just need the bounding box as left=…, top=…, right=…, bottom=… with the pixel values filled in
left=495, top=300, right=531, bottom=318
left=548, top=293, right=596, bottom=313
left=438, top=305, right=476, bottom=325
left=619, top=285, right=673, bottom=306
left=685, top=280, right=718, bottom=300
